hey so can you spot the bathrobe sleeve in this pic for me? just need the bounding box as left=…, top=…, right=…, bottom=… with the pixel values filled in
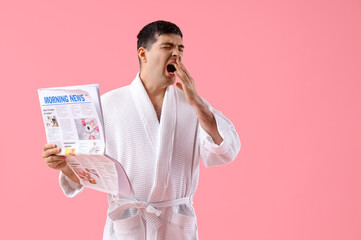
left=59, top=171, right=84, bottom=198
left=199, top=98, right=241, bottom=168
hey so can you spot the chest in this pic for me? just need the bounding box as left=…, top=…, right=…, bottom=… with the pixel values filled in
left=104, top=97, right=198, bottom=156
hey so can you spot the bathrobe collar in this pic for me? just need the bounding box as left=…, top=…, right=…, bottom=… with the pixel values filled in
left=130, top=73, right=178, bottom=197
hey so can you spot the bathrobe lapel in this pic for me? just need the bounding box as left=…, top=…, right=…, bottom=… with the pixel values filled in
left=130, top=74, right=160, bottom=152
left=130, top=74, right=178, bottom=200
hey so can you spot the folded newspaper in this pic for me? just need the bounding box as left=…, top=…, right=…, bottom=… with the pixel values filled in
left=38, top=84, right=134, bottom=196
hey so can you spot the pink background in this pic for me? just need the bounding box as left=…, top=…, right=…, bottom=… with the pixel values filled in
left=1, top=0, right=361, bottom=239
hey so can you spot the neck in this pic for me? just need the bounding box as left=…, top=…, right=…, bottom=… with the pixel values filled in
left=139, top=71, right=167, bottom=99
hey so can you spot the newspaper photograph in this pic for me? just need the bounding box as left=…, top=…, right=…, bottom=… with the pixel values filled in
left=38, top=84, right=134, bottom=196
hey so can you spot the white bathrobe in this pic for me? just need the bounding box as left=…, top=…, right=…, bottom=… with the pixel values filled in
left=59, top=73, right=241, bottom=240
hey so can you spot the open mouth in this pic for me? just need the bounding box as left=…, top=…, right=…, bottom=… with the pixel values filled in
left=167, top=64, right=176, bottom=74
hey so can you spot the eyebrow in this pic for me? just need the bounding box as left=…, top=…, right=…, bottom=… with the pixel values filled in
left=160, top=42, right=185, bottom=49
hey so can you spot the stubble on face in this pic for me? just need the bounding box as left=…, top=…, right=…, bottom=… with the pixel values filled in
left=142, top=34, right=184, bottom=88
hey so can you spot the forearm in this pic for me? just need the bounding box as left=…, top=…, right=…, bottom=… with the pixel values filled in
left=61, top=164, right=80, bottom=183
left=192, top=97, right=223, bottom=145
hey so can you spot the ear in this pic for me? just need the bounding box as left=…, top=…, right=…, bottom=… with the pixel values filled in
left=138, top=47, right=147, bottom=64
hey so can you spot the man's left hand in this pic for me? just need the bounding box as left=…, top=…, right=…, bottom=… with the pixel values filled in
left=174, top=60, right=202, bottom=106
left=174, top=60, right=223, bottom=145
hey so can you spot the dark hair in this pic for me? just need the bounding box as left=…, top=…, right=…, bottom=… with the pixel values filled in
left=137, top=20, right=183, bottom=51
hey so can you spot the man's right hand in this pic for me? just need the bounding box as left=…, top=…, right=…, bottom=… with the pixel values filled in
left=42, top=143, right=67, bottom=171
left=42, top=143, right=80, bottom=183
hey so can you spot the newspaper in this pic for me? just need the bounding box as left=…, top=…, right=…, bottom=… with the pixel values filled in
left=38, top=84, right=134, bottom=196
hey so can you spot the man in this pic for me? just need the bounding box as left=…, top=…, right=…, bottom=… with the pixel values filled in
left=42, top=20, right=241, bottom=240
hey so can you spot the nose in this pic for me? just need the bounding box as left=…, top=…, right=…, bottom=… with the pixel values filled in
left=172, top=49, right=183, bottom=61
left=172, top=49, right=179, bottom=57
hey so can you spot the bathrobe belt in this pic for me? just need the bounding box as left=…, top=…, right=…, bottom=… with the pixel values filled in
left=108, top=196, right=193, bottom=230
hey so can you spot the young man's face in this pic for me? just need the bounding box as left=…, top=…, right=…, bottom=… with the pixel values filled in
left=142, top=33, right=184, bottom=86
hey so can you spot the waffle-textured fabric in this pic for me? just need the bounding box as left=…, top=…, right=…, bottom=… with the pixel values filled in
left=59, top=73, right=241, bottom=240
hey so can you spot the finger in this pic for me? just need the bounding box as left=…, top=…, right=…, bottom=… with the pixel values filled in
left=175, top=60, right=184, bottom=72
left=47, top=161, right=60, bottom=168
left=46, top=157, right=66, bottom=165
left=174, top=64, right=187, bottom=81
left=175, top=61, right=191, bottom=80
left=43, top=147, right=61, bottom=158
left=175, top=70, right=186, bottom=83
left=174, top=62, right=182, bottom=74
left=54, top=160, right=67, bottom=169
left=176, top=59, right=189, bottom=74
left=43, top=143, right=57, bottom=151
left=46, top=155, right=66, bottom=164
left=48, top=160, right=66, bottom=170
left=176, top=82, right=183, bottom=91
